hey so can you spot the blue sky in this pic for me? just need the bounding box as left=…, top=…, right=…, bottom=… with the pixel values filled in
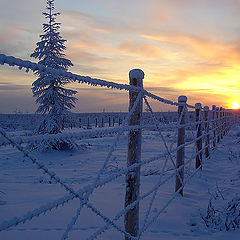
left=1, top=0, right=240, bottom=113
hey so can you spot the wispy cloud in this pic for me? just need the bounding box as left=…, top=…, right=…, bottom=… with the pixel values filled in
left=118, top=39, right=166, bottom=59
left=1, top=0, right=240, bottom=112
left=0, top=82, right=29, bottom=91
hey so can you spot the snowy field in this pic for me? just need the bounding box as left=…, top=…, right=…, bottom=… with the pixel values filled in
left=0, top=124, right=240, bottom=240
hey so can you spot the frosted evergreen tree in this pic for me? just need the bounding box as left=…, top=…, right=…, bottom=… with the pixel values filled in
left=31, top=0, right=77, bottom=135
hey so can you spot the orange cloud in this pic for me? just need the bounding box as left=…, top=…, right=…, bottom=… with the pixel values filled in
left=2, top=1, right=240, bottom=112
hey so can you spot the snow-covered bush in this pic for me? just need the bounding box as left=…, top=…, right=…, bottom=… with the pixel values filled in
left=27, top=138, right=77, bottom=152
left=201, top=195, right=240, bottom=231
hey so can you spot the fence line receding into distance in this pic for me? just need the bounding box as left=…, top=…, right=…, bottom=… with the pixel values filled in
left=0, top=53, right=238, bottom=240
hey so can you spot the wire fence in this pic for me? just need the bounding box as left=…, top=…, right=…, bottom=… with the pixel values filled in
left=0, top=53, right=238, bottom=239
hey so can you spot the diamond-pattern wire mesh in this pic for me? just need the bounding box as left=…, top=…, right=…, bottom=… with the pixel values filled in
left=0, top=52, right=234, bottom=239
left=0, top=94, right=205, bottom=240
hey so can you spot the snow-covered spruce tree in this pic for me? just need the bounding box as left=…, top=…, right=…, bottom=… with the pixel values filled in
left=31, top=0, right=77, bottom=150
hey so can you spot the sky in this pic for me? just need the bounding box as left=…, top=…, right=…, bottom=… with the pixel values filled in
left=0, top=0, right=240, bottom=113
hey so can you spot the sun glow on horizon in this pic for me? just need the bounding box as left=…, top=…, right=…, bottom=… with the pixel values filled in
left=232, top=102, right=240, bottom=110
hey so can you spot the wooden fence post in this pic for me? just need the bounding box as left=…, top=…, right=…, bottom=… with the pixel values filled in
left=125, top=69, right=144, bottom=240
left=204, top=106, right=210, bottom=158
left=212, top=105, right=216, bottom=148
left=87, top=117, right=90, bottom=129
left=226, top=111, right=228, bottom=132
left=220, top=107, right=223, bottom=139
left=222, top=108, right=224, bottom=136
left=229, top=111, right=232, bottom=130
left=224, top=109, right=227, bottom=134
left=175, top=95, right=187, bottom=196
left=95, top=118, right=98, bottom=128
left=195, top=103, right=202, bottom=169
left=229, top=111, right=231, bottom=131
left=223, top=108, right=226, bottom=136
left=216, top=107, right=220, bottom=143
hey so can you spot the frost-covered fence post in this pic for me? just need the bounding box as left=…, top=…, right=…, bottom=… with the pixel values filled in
left=95, top=118, right=98, bottom=128
left=224, top=109, right=227, bottom=135
left=216, top=107, right=220, bottom=143
left=223, top=108, right=226, bottom=136
left=225, top=111, right=228, bottom=132
left=195, top=103, right=202, bottom=169
left=204, top=106, right=210, bottom=159
left=229, top=111, right=232, bottom=130
left=212, top=105, right=216, bottom=148
left=220, top=107, right=223, bottom=139
left=227, top=111, right=230, bottom=131
left=226, top=110, right=229, bottom=132
left=175, top=95, right=187, bottom=196
left=102, top=117, right=104, bottom=128
left=125, top=69, right=144, bottom=240
left=87, top=117, right=90, bottom=129
left=227, top=111, right=231, bottom=132
left=222, top=108, right=224, bottom=136
left=229, top=112, right=232, bottom=129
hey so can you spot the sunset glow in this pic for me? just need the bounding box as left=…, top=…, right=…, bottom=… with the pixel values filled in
left=232, top=102, right=240, bottom=110
left=1, top=0, right=240, bottom=113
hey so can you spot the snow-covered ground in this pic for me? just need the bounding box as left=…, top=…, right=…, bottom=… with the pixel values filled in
left=0, top=125, right=240, bottom=240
